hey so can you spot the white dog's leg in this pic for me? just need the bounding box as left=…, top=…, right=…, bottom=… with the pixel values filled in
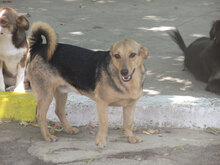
left=0, top=61, right=5, bottom=91
left=14, top=64, right=25, bottom=92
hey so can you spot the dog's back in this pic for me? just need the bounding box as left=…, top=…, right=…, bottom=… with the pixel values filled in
left=50, top=44, right=110, bottom=91
left=169, top=29, right=212, bottom=82
left=28, top=22, right=110, bottom=92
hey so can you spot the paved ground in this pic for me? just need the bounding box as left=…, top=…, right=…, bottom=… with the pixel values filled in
left=0, top=121, right=220, bottom=165
left=0, top=0, right=220, bottom=164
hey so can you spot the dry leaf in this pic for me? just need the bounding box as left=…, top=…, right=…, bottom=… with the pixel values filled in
left=206, top=127, right=220, bottom=135
left=113, top=126, right=121, bottom=130
left=174, top=146, right=184, bottom=150
left=30, top=122, right=40, bottom=128
left=216, top=152, right=220, bottom=157
left=88, top=123, right=95, bottom=129
left=165, top=130, right=172, bottom=133
left=92, top=26, right=103, bottom=29
left=89, top=131, right=95, bottom=135
left=79, top=5, right=86, bottom=8
left=3, top=119, right=11, bottom=123
left=87, top=158, right=95, bottom=163
left=147, top=129, right=159, bottom=134
left=109, top=139, right=118, bottom=142
left=119, top=135, right=126, bottom=138
left=134, top=128, right=142, bottom=134
left=50, top=128, right=55, bottom=135
left=2, top=0, right=11, bottom=3
left=142, top=131, right=150, bottom=135
left=143, top=129, right=159, bottom=135
left=19, top=121, right=29, bottom=127
left=26, top=13, right=31, bottom=18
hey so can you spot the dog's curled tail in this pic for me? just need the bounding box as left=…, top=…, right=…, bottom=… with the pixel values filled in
left=29, top=21, right=57, bottom=61
left=168, top=29, right=187, bottom=55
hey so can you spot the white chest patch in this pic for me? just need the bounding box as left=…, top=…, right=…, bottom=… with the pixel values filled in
left=0, top=33, right=26, bottom=74
left=0, top=33, right=26, bottom=57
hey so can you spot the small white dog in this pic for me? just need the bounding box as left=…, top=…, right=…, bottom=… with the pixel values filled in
left=0, top=7, right=29, bottom=92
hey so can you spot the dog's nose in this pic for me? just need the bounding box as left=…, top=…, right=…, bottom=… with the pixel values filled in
left=120, top=69, right=129, bottom=76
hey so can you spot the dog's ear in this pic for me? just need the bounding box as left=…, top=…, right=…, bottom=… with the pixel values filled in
left=210, top=20, right=220, bottom=43
left=140, top=46, right=148, bottom=59
left=109, top=45, right=115, bottom=57
left=209, top=21, right=216, bottom=40
left=17, top=15, right=29, bottom=30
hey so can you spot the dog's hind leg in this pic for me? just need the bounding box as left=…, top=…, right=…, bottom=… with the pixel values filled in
left=31, top=80, right=56, bottom=142
left=54, top=90, right=79, bottom=134
left=123, top=101, right=142, bottom=144
left=206, top=79, right=220, bottom=94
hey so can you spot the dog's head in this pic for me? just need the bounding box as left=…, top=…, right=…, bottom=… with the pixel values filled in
left=209, top=20, right=220, bottom=44
left=0, top=7, right=29, bottom=36
left=110, top=39, right=148, bottom=82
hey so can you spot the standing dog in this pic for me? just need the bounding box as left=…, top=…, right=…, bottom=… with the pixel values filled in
left=26, top=22, right=148, bottom=148
left=0, top=7, right=29, bottom=91
left=169, top=20, right=220, bottom=94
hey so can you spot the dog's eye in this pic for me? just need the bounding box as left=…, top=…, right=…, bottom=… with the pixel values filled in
left=130, top=53, right=136, bottom=58
left=0, top=19, right=7, bottom=25
left=114, top=54, right=121, bottom=59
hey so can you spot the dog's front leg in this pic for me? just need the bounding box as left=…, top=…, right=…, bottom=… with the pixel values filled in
left=96, top=99, right=108, bottom=148
left=123, top=101, right=142, bottom=144
left=0, top=61, right=5, bottom=91
left=14, top=64, right=25, bottom=92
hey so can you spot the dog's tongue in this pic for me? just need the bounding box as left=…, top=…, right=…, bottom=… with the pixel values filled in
left=124, top=76, right=129, bottom=79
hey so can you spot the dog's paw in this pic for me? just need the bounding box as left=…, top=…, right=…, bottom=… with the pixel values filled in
left=0, top=83, right=5, bottom=91
left=64, top=126, right=79, bottom=134
left=0, top=88, right=5, bottom=91
left=96, top=134, right=107, bottom=148
left=127, top=135, right=142, bottom=144
left=5, top=86, right=15, bottom=91
left=44, top=134, right=57, bottom=142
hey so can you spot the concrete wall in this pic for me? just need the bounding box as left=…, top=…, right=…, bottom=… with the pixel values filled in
left=47, top=93, right=220, bottom=128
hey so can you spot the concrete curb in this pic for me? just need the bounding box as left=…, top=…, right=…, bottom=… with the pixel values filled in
left=47, top=93, right=220, bottom=129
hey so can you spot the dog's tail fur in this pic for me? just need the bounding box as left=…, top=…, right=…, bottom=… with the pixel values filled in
left=28, top=21, right=57, bottom=60
left=168, top=29, right=187, bottom=56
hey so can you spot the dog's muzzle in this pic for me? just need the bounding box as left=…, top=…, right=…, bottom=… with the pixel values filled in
left=121, top=69, right=135, bottom=82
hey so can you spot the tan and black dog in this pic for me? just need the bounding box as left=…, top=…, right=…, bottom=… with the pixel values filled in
left=26, top=22, right=148, bottom=148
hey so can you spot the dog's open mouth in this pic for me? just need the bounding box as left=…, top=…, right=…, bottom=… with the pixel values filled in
left=122, top=69, right=135, bottom=82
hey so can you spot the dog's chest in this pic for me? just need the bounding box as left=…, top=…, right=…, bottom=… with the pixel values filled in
left=96, top=81, right=143, bottom=106
left=0, top=34, right=26, bottom=58
left=0, top=34, right=26, bottom=74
